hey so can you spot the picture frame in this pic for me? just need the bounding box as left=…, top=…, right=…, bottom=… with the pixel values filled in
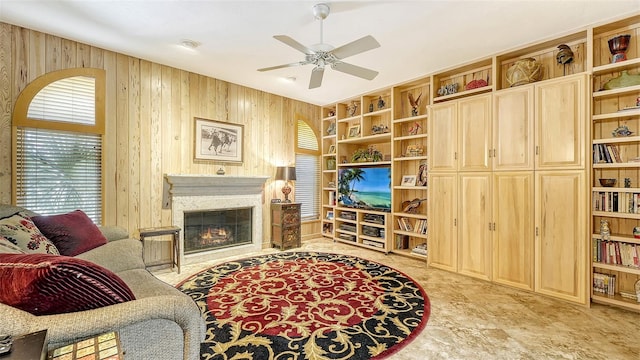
left=328, top=144, right=336, bottom=154
left=194, top=117, right=243, bottom=163
left=348, top=125, right=361, bottom=138
left=326, top=211, right=334, bottom=220
left=401, top=175, right=417, bottom=187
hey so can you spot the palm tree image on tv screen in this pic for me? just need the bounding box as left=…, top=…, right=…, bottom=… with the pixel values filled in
left=338, top=167, right=391, bottom=212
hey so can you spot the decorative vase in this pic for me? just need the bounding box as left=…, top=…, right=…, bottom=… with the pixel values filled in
left=506, top=58, right=543, bottom=87
left=608, top=35, right=631, bottom=63
left=603, top=70, right=640, bottom=90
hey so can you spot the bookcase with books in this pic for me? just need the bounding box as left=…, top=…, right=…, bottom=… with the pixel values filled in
left=590, top=13, right=640, bottom=312
left=391, top=76, right=430, bottom=259
left=321, top=105, right=337, bottom=238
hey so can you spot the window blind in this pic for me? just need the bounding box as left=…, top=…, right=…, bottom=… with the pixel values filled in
left=295, top=154, right=320, bottom=220
left=15, top=128, right=103, bottom=224
left=27, top=76, right=96, bottom=125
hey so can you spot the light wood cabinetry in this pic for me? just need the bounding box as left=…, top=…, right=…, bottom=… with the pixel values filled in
left=493, top=87, right=534, bottom=171
left=429, top=102, right=457, bottom=172
left=535, top=171, right=587, bottom=304
left=427, top=172, right=457, bottom=271
left=535, top=74, right=586, bottom=169
left=589, top=13, right=640, bottom=312
left=321, top=106, right=337, bottom=239
left=458, top=95, right=492, bottom=171
left=492, top=172, right=534, bottom=291
left=458, top=172, right=492, bottom=280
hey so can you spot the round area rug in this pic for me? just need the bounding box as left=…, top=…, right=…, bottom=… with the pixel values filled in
left=177, top=251, right=430, bottom=360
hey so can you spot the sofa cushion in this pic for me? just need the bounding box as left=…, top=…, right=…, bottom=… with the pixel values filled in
left=0, top=237, right=25, bottom=254
left=0, top=212, right=59, bottom=255
left=0, top=253, right=135, bottom=315
left=76, top=238, right=146, bottom=274
left=32, top=210, right=107, bottom=256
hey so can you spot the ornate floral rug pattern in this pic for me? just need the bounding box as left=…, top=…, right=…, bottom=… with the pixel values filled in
left=177, top=252, right=430, bottom=360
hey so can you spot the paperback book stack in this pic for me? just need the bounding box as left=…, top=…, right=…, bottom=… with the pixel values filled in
left=593, top=272, right=616, bottom=296
left=412, top=242, right=427, bottom=256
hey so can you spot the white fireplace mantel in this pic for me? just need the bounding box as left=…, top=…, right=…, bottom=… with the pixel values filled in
left=163, top=174, right=270, bottom=265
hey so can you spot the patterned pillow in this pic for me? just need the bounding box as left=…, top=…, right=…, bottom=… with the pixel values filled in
left=0, top=237, right=25, bottom=254
left=0, top=253, right=136, bottom=315
left=32, top=210, right=107, bottom=256
left=0, top=212, right=59, bottom=255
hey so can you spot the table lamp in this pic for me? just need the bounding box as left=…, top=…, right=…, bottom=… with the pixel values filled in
left=276, top=166, right=296, bottom=203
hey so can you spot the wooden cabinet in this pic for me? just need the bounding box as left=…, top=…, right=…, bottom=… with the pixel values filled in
left=429, top=102, right=457, bottom=172
left=458, top=94, right=492, bottom=171
left=271, top=203, right=301, bottom=250
left=535, top=74, right=586, bottom=170
left=535, top=170, right=587, bottom=304
left=492, top=172, right=534, bottom=291
left=458, top=172, right=492, bottom=280
left=429, top=94, right=492, bottom=172
left=321, top=106, right=338, bottom=239
left=427, top=172, right=457, bottom=271
left=493, top=86, right=534, bottom=171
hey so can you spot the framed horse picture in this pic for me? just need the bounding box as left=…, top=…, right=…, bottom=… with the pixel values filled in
left=194, top=118, right=244, bottom=163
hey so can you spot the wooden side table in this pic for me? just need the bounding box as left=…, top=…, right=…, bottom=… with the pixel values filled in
left=271, top=202, right=301, bottom=250
left=139, top=226, right=181, bottom=273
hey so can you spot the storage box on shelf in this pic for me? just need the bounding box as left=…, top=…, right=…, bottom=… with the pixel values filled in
left=321, top=105, right=338, bottom=239
left=590, top=13, right=640, bottom=312
left=391, top=76, right=430, bottom=259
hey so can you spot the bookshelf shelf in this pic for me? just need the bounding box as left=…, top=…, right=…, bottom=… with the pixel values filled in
left=592, top=211, right=640, bottom=220
left=593, top=109, right=640, bottom=121
left=591, top=233, right=640, bottom=245
left=593, top=262, right=640, bottom=275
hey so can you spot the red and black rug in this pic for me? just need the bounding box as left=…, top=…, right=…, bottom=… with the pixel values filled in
left=177, top=251, right=430, bottom=360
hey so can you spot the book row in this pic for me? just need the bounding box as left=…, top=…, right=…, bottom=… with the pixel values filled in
left=592, top=191, right=640, bottom=214
left=593, top=272, right=616, bottom=296
left=592, top=239, right=640, bottom=268
left=593, top=144, right=624, bottom=164
left=397, top=217, right=427, bottom=234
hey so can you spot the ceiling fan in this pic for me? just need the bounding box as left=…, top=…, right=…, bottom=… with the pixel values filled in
left=257, top=3, right=380, bottom=89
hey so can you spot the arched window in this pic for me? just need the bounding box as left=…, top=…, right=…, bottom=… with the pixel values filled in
left=12, top=68, right=105, bottom=224
left=296, top=117, right=320, bottom=221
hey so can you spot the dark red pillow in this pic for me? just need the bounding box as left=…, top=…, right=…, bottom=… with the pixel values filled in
left=31, top=210, right=107, bottom=256
left=0, top=253, right=135, bottom=315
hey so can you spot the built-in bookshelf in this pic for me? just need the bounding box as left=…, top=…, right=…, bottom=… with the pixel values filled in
left=590, top=13, right=640, bottom=312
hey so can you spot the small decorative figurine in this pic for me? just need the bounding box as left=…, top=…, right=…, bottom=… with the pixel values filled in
left=377, top=96, right=385, bottom=110
left=408, top=92, right=422, bottom=116
left=556, top=44, right=574, bottom=76
left=636, top=96, right=640, bottom=107
left=625, top=178, right=632, bottom=188
left=437, top=83, right=458, bottom=96
left=634, top=226, right=640, bottom=239
left=369, top=102, right=374, bottom=112
left=408, top=122, right=421, bottom=135
left=216, top=167, right=225, bottom=175
left=612, top=125, right=634, bottom=137
left=600, top=219, right=611, bottom=240
left=347, top=101, right=358, bottom=117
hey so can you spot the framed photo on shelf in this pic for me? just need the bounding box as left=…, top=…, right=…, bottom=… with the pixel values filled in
left=348, top=125, right=361, bottom=138
left=194, top=117, right=244, bottom=163
left=326, top=211, right=334, bottom=220
left=401, top=175, right=417, bottom=187
left=328, top=144, right=336, bottom=154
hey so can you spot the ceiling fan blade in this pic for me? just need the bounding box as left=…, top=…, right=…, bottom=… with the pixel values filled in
left=309, top=67, right=325, bottom=89
left=330, top=35, right=380, bottom=60
left=258, top=61, right=310, bottom=72
left=332, top=62, right=378, bottom=80
left=273, top=35, right=315, bottom=55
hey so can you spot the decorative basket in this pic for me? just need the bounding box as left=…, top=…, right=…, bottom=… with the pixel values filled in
left=506, top=58, right=543, bottom=87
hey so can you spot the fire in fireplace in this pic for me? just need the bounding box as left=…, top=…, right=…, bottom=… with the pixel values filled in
left=184, top=207, right=252, bottom=254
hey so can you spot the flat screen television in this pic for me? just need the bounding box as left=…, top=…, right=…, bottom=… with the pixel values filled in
left=338, top=166, right=391, bottom=212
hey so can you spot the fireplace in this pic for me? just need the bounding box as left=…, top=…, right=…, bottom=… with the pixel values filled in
left=164, top=174, right=269, bottom=265
left=184, top=208, right=252, bottom=254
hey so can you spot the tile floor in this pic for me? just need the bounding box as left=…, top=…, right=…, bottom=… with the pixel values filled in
left=154, top=238, right=640, bottom=360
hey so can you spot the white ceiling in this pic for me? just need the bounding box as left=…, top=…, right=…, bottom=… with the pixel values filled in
left=1, top=1, right=639, bottom=106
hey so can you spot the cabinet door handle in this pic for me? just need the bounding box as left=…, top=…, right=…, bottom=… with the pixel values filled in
left=454, top=152, right=458, bottom=160
left=535, top=227, right=539, bottom=236
left=535, top=146, right=539, bottom=155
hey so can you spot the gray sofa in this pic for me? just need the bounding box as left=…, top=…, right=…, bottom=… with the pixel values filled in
left=0, top=204, right=206, bottom=360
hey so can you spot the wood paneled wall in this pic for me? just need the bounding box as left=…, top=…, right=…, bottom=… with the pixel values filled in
left=0, top=23, right=322, bottom=261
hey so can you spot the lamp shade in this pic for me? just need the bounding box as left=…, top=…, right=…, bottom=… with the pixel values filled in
left=276, top=166, right=296, bottom=181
